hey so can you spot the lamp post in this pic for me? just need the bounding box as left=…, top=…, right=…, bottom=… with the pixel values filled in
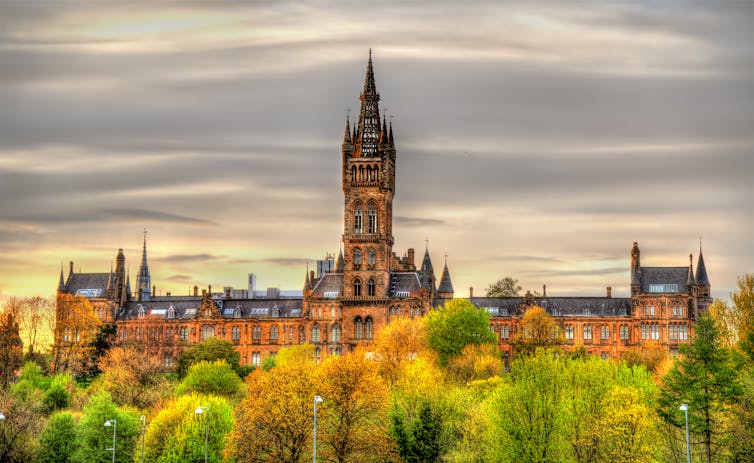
left=194, top=406, right=209, bottom=463
left=313, top=395, right=323, bottom=463
left=139, top=415, right=146, bottom=463
left=680, top=403, right=690, bottom=463
left=104, top=419, right=117, bottom=463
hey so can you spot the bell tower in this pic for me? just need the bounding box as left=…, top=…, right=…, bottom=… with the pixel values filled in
left=341, top=51, right=396, bottom=298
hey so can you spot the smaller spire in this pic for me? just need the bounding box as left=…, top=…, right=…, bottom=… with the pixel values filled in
left=335, top=248, right=344, bottom=273
left=304, top=266, right=311, bottom=291
left=687, top=253, right=695, bottom=286
left=388, top=120, right=394, bottom=147
left=438, top=255, right=454, bottom=295
left=379, top=115, right=388, bottom=144
left=58, top=263, right=65, bottom=291
left=343, top=115, right=352, bottom=144
left=695, top=241, right=710, bottom=286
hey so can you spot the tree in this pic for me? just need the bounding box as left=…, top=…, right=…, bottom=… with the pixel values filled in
left=426, top=299, right=496, bottom=365
left=391, top=399, right=442, bottom=463
left=0, top=390, right=41, bottom=463
left=621, top=341, right=668, bottom=375
left=0, top=301, right=23, bottom=390
left=17, top=296, right=55, bottom=356
left=143, top=393, right=233, bottom=463
left=513, top=306, right=563, bottom=355
left=95, top=345, right=168, bottom=409
left=446, top=343, right=504, bottom=384
left=177, top=359, right=243, bottom=399
left=485, top=277, right=522, bottom=297
left=177, top=337, right=241, bottom=378
left=228, top=346, right=316, bottom=463
left=658, top=316, right=742, bottom=463
left=51, top=294, right=101, bottom=375
left=38, top=411, right=78, bottom=463
left=315, top=351, right=397, bottom=462
left=74, top=390, right=139, bottom=463
left=372, top=316, right=428, bottom=385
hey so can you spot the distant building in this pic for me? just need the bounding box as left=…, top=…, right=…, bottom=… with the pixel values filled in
left=54, top=53, right=711, bottom=368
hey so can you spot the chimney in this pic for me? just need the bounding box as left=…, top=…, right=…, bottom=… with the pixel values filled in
left=152, top=285, right=156, bottom=296
left=208, top=284, right=212, bottom=295
left=310, top=270, right=315, bottom=286
left=407, top=248, right=415, bottom=267
left=69, top=261, right=74, bottom=276
left=469, top=286, right=474, bottom=298
left=193, top=285, right=198, bottom=297
left=202, top=289, right=206, bottom=297
left=225, top=287, right=231, bottom=299
left=606, top=286, right=612, bottom=298
left=543, top=284, right=547, bottom=298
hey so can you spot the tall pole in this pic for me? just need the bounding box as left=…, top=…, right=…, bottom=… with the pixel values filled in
left=313, top=396, right=323, bottom=463
left=105, top=420, right=117, bottom=463
left=680, top=404, right=690, bottom=463
left=204, top=408, right=209, bottom=463
left=140, top=415, right=146, bottom=463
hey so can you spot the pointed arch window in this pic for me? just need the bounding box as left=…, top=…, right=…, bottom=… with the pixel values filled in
left=367, top=204, right=377, bottom=233
left=270, top=326, right=279, bottom=341
left=331, top=324, right=341, bottom=343
left=353, top=249, right=362, bottom=269
left=366, top=165, right=372, bottom=181
left=271, top=305, right=280, bottom=317
left=137, top=305, right=145, bottom=319
left=350, top=166, right=357, bottom=182
left=312, top=325, right=321, bottom=343
left=354, top=278, right=362, bottom=296
left=373, top=164, right=379, bottom=181
left=167, top=305, right=175, bottom=319
left=234, top=306, right=242, bottom=318
left=355, top=316, right=363, bottom=340
left=368, top=249, right=376, bottom=267
left=365, top=316, right=373, bottom=340
left=354, top=204, right=363, bottom=234
left=367, top=279, right=376, bottom=297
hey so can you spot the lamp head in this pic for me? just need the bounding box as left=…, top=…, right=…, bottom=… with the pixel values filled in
left=195, top=406, right=204, bottom=415
left=679, top=403, right=688, bottom=411
left=104, top=419, right=115, bottom=427
left=314, top=395, right=323, bottom=404
left=0, top=412, right=5, bottom=420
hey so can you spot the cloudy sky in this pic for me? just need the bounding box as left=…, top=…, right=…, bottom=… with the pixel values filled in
left=0, top=1, right=752, bottom=302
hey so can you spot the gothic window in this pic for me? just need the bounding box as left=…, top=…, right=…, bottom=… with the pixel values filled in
left=354, top=278, right=362, bottom=296
left=355, top=316, right=363, bottom=340
left=583, top=325, right=593, bottom=341
left=368, top=249, right=376, bottom=266
left=270, top=326, right=279, bottom=341
left=351, top=166, right=356, bottom=182
left=252, top=352, right=260, bottom=367
left=271, top=305, right=280, bottom=317
left=679, top=324, right=687, bottom=341
left=600, top=326, right=610, bottom=340
left=367, top=204, right=377, bottom=233
left=167, top=305, right=175, bottom=319
left=565, top=324, right=574, bottom=340
left=289, top=326, right=294, bottom=341
left=373, top=164, right=379, bottom=181
left=252, top=326, right=262, bottom=341
left=619, top=325, right=630, bottom=341
left=354, top=204, right=363, bottom=233
left=644, top=304, right=655, bottom=317
left=641, top=323, right=659, bottom=340
left=669, top=323, right=678, bottom=341
left=390, top=306, right=395, bottom=317
left=312, top=325, right=321, bottom=343
left=232, top=326, right=240, bottom=342
left=366, top=165, right=372, bottom=181
left=501, top=324, right=510, bottom=340
left=330, top=306, right=335, bottom=318
left=672, top=304, right=683, bottom=317
left=137, top=305, right=145, bottom=319
left=180, top=327, right=188, bottom=341
left=353, top=249, right=362, bottom=268
left=234, top=306, right=242, bottom=318
left=299, top=326, right=305, bottom=343
left=331, top=324, right=341, bottom=343
left=367, top=279, right=376, bottom=296
left=359, top=166, right=364, bottom=181
left=315, top=347, right=321, bottom=362
left=600, top=352, right=610, bottom=360
left=201, top=324, right=214, bottom=341
left=365, top=316, right=373, bottom=340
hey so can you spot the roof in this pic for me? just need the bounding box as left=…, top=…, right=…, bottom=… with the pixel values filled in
left=695, top=251, right=710, bottom=286
left=310, top=273, right=344, bottom=298
left=640, top=267, right=690, bottom=293
left=65, top=273, right=110, bottom=298
left=118, top=297, right=303, bottom=321
left=437, top=264, right=454, bottom=294
left=433, top=297, right=633, bottom=318
left=390, top=272, right=423, bottom=298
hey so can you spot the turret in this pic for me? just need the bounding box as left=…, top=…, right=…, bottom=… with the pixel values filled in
left=437, top=256, right=454, bottom=299
left=630, top=242, right=641, bottom=296
left=57, top=264, right=65, bottom=292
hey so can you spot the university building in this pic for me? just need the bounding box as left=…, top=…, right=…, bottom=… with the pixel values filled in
left=54, top=54, right=711, bottom=369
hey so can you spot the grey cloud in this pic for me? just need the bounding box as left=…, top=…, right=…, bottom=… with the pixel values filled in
left=164, top=274, right=193, bottom=283
left=229, top=258, right=308, bottom=267
left=524, top=267, right=628, bottom=278
left=495, top=255, right=562, bottom=263
left=158, top=254, right=220, bottom=264
left=395, top=216, right=447, bottom=227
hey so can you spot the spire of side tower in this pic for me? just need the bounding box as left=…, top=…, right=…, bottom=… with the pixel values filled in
left=58, top=263, right=65, bottom=291
left=695, top=241, right=710, bottom=286
left=355, top=50, right=381, bottom=158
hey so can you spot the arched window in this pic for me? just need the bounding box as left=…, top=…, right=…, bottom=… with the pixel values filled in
left=271, top=305, right=280, bottom=317
left=365, top=316, right=373, bottom=340
left=137, top=305, right=145, bottom=319
left=331, top=324, right=341, bottom=343
left=355, top=316, right=363, bottom=340
left=367, top=279, right=376, bottom=296
left=353, top=248, right=362, bottom=268
left=232, top=326, right=240, bottom=342
left=367, top=204, right=377, bottom=233
left=354, top=204, right=363, bottom=233
left=312, top=325, right=321, bottom=343
left=366, top=165, right=372, bottom=181
left=350, top=166, right=356, bottom=182
left=234, top=306, right=242, bottom=318
left=270, top=326, right=279, bottom=341
left=368, top=249, right=376, bottom=266
left=373, top=164, right=379, bottom=181
left=359, top=166, right=364, bottom=182
left=354, top=278, right=362, bottom=296
left=252, top=326, right=262, bottom=341
left=167, top=305, right=175, bottom=319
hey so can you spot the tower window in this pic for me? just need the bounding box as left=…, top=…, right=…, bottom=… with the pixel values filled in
left=331, top=324, right=341, bottom=343
left=354, top=205, right=363, bottom=234
left=365, top=316, right=373, bottom=339
left=351, top=166, right=356, bottom=182
left=354, top=278, right=362, bottom=296
left=368, top=205, right=377, bottom=233
left=312, top=325, right=321, bottom=343
left=355, top=316, right=363, bottom=340
left=367, top=279, right=376, bottom=296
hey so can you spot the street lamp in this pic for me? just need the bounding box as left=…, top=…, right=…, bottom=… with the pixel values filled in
left=139, top=415, right=146, bottom=463
left=0, top=412, right=5, bottom=420
left=680, top=403, right=690, bottom=463
left=194, top=406, right=209, bottom=463
left=313, top=395, right=323, bottom=463
left=104, top=419, right=117, bottom=463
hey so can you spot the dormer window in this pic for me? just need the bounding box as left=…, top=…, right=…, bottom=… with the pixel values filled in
left=167, top=305, right=175, bottom=319
left=137, top=305, right=145, bottom=319
left=234, top=306, right=242, bottom=318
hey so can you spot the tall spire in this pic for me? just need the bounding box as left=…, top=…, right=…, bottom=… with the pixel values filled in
left=363, top=48, right=377, bottom=96
left=695, top=240, right=710, bottom=286
left=355, top=49, right=381, bottom=158
left=343, top=115, right=352, bottom=144
left=138, top=229, right=152, bottom=301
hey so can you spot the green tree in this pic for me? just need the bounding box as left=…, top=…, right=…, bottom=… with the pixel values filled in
left=38, top=411, right=78, bottom=463
left=43, top=373, right=73, bottom=412
left=74, top=391, right=139, bottom=463
left=0, top=300, right=24, bottom=390
left=0, top=390, right=41, bottom=463
left=485, top=277, right=522, bottom=297
left=426, top=299, right=496, bottom=365
left=177, top=360, right=243, bottom=399
left=658, top=316, right=742, bottom=463
left=177, top=338, right=241, bottom=378
left=390, top=399, right=442, bottom=463
left=144, top=393, right=233, bottom=463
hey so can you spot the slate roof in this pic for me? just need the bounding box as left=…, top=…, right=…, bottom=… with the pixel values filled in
left=640, top=267, right=690, bottom=293
left=438, top=264, right=454, bottom=294
left=432, top=296, right=633, bottom=318
left=64, top=273, right=110, bottom=297
left=390, top=272, right=423, bottom=298
left=310, top=273, right=344, bottom=298
left=695, top=252, right=710, bottom=286
left=118, top=296, right=303, bottom=320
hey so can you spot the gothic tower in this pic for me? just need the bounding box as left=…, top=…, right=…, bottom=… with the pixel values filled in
left=341, top=51, right=397, bottom=298
left=138, top=230, right=152, bottom=302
